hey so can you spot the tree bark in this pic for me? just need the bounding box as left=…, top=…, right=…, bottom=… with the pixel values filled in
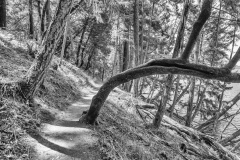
left=111, top=14, right=120, bottom=76
left=76, top=17, right=89, bottom=66
left=122, top=40, right=129, bottom=72
left=180, top=0, right=212, bottom=61
left=80, top=27, right=93, bottom=67
left=144, top=0, right=155, bottom=63
left=46, top=0, right=51, bottom=28
left=79, top=57, right=240, bottom=124
left=0, top=0, right=6, bottom=29
left=20, top=0, right=76, bottom=100
left=36, top=0, right=41, bottom=19
left=85, top=47, right=95, bottom=70
left=191, top=87, right=206, bottom=121
left=133, top=0, right=140, bottom=97
left=185, top=77, right=195, bottom=127
left=153, top=0, right=190, bottom=128
left=220, top=130, right=240, bottom=146
left=29, top=0, right=34, bottom=38
left=41, top=0, right=48, bottom=35
left=59, top=15, right=70, bottom=67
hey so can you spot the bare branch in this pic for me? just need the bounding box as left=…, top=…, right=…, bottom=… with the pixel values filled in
left=180, top=0, right=213, bottom=61
left=225, top=47, right=240, bottom=70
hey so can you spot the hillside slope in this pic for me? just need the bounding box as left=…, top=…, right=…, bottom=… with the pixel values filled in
left=0, top=30, right=240, bottom=160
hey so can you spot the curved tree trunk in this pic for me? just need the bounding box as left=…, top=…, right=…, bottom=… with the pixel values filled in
left=78, top=54, right=240, bottom=124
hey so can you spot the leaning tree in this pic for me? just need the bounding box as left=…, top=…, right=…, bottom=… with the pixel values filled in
left=0, top=0, right=84, bottom=101
left=78, top=0, right=240, bottom=128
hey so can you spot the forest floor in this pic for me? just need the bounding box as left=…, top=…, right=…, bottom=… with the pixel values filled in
left=1, top=30, right=240, bottom=160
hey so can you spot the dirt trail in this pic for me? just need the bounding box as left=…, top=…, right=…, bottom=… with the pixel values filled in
left=26, top=90, right=101, bottom=160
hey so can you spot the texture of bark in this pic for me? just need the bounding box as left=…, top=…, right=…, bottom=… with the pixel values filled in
left=185, top=77, right=195, bottom=127
left=80, top=28, right=92, bottom=67
left=41, top=0, right=48, bottom=34
left=76, top=18, right=89, bottom=66
left=80, top=57, right=240, bottom=124
left=122, top=40, right=129, bottom=72
left=220, top=130, right=240, bottom=146
left=28, top=0, right=34, bottom=38
left=180, top=0, right=212, bottom=61
left=20, top=0, right=77, bottom=99
left=153, top=0, right=190, bottom=128
left=59, top=15, right=70, bottom=67
left=133, top=0, right=140, bottom=97
left=0, top=0, right=6, bottom=29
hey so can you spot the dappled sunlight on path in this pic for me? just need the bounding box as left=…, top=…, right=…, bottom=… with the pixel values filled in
left=27, top=89, right=100, bottom=160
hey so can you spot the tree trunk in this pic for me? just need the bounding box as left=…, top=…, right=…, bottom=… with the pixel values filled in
left=133, top=0, right=139, bottom=97
left=169, top=76, right=180, bottom=117
left=78, top=56, right=236, bottom=125
left=185, top=29, right=201, bottom=126
left=28, top=0, right=34, bottom=38
left=59, top=15, right=70, bottom=67
left=0, top=0, right=6, bottom=29
left=41, top=0, right=51, bottom=37
left=122, top=40, right=129, bottom=72
left=85, top=47, right=95, bottom=70
left=20, top=0, right=77, bottom=100
left=80, top=27, right=93, bottom=67
left=46, top=0, right=51, bottom=28
left=76, top=18, right=89, bottom=66
left=78, top=0, right=219, bottom=125
left=153, top=0, right=190, bottom=128
left=191, top=87, right=206, bottom=121
left=220, top=130, right=240, bottom=146
left=140, top=0, right=144, bottom=64
left=153, top=75, right=172, bottom=128
left=36, top=0, right=41, bottom=19
left=185, top=77, right=195, bottom=127
left=144, top=0, right=155, bottom=63
left=111, top=15, right=120, bottom=76
left=41, top=0, right=47, bottom=35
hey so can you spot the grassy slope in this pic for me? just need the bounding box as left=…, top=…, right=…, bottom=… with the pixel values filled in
left=0, top=30, right=239, bottom=160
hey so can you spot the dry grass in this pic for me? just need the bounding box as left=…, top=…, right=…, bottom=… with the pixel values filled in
left=0, top=98, right=39, bottom=160
left=97, top=102, right=182, bottom=160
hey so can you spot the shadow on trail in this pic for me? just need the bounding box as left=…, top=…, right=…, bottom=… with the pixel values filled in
left=46, top=120, right=88, bottom=128
left=27, top=130, right=98, bottom=159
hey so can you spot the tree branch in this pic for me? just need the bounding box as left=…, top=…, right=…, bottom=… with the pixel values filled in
left=70, top=0, right=84, bottom=13
left=79, top=59, right=240, bottom=124
left=225, top=47, right=240, bottom=70
left=180, top=0, right=213, bottom=61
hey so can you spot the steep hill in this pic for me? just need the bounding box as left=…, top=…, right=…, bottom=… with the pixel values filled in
left=1, top=30, right=240, bottom=160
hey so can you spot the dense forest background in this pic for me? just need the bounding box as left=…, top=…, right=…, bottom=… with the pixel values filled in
left=2, top=0, right=240, bottom=159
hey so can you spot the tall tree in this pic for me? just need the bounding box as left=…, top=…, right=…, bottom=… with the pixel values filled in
left=0, top=0, right=6, bottom=29
left=153, top=0, right=190, bottom=128
left=41, top=0, right=51, bottom=38
left=28, top=0, right=34, bottom=38
left=133, top=0, right=140, bottom=97
left=19, top=0, right=80, bottom=100
left=76, top=17, right=90, bottom=66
